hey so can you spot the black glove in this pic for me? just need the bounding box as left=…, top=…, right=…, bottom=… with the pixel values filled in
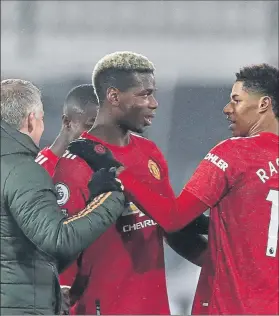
left=68, top=138, right=122, bottom=172
left=87, top=167, right=124, bottom=203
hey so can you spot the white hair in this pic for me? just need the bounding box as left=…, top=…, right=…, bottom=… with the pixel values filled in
left=1, top=79, right=43, bottom=130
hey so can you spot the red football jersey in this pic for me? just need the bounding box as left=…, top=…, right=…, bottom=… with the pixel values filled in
left=35, top=147, right=59, bottom=177
left=52, top=131, right=174, bottom=315
left=185, top=132, right=279, bottom=315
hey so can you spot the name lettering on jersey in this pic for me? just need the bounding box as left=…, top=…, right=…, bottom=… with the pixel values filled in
left=55, top=183, right=70, bottom=206
left=204, top=153, right=228, bottom=171
left=123, top=219, right=157, bottom=232
left=256, top=158, right=279, bottom=183
left=148, top=159, right=161, bottom=180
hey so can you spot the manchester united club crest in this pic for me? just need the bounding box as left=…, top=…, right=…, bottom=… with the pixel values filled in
left=94, top=144, right=106, bottom=154
left=148, top=159, right=161, bottom=180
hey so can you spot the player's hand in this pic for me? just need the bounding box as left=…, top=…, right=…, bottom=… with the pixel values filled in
left=67, top=138, right=122, bottom=171
left=87, top=167, right=124, bottom=203
left=60, top=286, right=71, bottom=315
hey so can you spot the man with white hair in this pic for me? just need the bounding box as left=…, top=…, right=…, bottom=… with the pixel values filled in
left=0, top=79, right=126, bottom=315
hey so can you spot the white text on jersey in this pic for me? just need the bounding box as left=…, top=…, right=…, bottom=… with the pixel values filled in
left=256, top=158, right=279, bottom=183
left=204, top=153, right=228, bottom=171
left=123, top=219, right=157, bottom=232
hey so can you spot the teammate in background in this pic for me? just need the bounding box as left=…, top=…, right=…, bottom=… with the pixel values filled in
left=73, top=63, right=278, bottom=315
left=35, top=84, right=98, bottom=314
left=53, top=51, right=207, bottom=315
left=35, top=84, right=98, bottom=176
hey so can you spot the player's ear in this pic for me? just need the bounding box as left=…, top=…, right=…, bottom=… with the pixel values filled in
left=27, top=112, right=36, bottom=133
left=62, top=114, right=71, bottom=129
left=258, top=96, right=271, bottom=113
left=107, top=87, right=120, bottom=106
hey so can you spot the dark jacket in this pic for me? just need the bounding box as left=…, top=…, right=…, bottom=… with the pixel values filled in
left=0, top=120, right=125, bottom=315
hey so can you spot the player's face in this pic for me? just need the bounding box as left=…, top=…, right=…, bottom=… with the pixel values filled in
left=116, top=73, right=158, bottom=133
left=65, top=104, right=98, bottom=142
left=223, top=81, right=262, bottom=137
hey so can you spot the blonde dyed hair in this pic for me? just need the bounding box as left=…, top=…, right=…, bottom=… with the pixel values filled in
left=92, top=51, right=155, bottom=103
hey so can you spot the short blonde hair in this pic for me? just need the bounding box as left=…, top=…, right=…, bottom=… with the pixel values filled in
left=92, top=51, right=155, bottom=104
left=1, top=79, right=43, bottom=130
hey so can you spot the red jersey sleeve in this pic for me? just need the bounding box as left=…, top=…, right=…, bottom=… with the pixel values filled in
left=52, top=154, right=93, bottom=287
left=118, top=141, right=207, bottom=231
left=184, top=139, right=245, bottom=207
left=35, top=147, right=59, bottom=177
left=119, top=140, right=242, bottom=232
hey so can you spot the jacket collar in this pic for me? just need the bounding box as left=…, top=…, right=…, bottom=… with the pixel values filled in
left=1, top=120, right=40, bottom=156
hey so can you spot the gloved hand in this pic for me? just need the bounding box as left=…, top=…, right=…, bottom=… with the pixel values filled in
left=68, top=138, right=122, bottom=172
left=87, top=167, right=124, bottom=203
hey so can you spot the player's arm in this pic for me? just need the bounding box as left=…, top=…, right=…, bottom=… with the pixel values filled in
left=35, top=147, right=60, bottom=177
left=166, top=229, right=208, bottom=267
left=67, top=138, right=238, bottom=232
left=130, top=144, right=209, bottom=265
left=68, top=254, right=90, bottom=307
left=118, top=161, right=209, bottom=232
left=67, top=138, right=209, bottom=231
left=165, top=219, right=209, bottom=265
left=164, top=211, right=209, bottom=266
left=120, top=139, right=242, bottom=231
left=4, top=159, right=126, bottom=268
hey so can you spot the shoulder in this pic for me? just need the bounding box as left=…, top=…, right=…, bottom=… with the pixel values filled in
left=203, top=136, right=259, bottom=170
left=130, top=133, right=168, bottom=175
left=130, top=133, right=151, bottom=146
left=14, top=157, right=52, bottom=181
left=57, top=150, right=91, bottom=170
left=54, top=150, right=92, bottom=183
left=5, top=158, right=54, bottom=196
left=36, top=147, right=59, bottom=165
left=211, top=135, right=260, bottom=151
left=130, top=133, right=164, bottom=155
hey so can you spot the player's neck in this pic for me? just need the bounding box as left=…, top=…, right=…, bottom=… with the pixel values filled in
left=90, top=108, right=131, bottom=146
left=89, top=122, right=130, bottom=147
left=248, top=118, right=279, bottom=137
left=49, top=131, right=70, bottom=157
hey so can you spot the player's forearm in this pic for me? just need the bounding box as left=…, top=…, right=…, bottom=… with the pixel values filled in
left=119, top=170, right=177, bottom=230
left=119, top=170, right=208, bottom=232
left=165, top=231, right=208, bottom=267
left=188, top=214, right=210, bottom=235
left=69, top=272, right=90, bottom=306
